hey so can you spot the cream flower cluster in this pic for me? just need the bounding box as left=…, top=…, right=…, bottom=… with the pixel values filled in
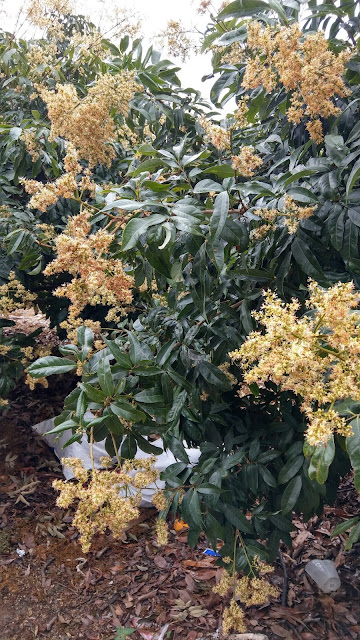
left=199, top=116, right=231, bottom=152
left=252, top=195, right=317, bottom=238
left=223, top=21, right=351, bottom=143
left=43, top=210, right=134, bottom=326
left=37, top=71, right=140, bottom=166
left=232, top=146, right=262, bottom=177
left=0, top=272, right=36, bottom=317
left=21, top=143, right=95, bottom=212
left=230, top=280, right=360, bottom=445
left=214, top=555, right=277, bottom=634
left=53, top=456, right=159, bottom=552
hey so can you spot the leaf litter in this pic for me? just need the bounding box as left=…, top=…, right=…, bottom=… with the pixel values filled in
left=0, top=377, right=359, bottom=640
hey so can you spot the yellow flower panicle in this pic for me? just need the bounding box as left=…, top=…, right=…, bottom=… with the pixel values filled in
left=53, top=456, right=159, bottom=552
left=155, top=519, right=169, bottom=546
left=199, top=117, right=231, bottom=152
left=224, top=21, right=351, bottom=142
left=232, top=146, right=262, bottom=177
left=230, top=280, right=360, bottom=445
left=252, top=195, right=317, bottom=238
left=42, top=210, right=134, bottom=329
left=222, top=599, right=246, bottom=635
left=21, top=143, right=95, bottom=212
left=37, top=71, right=140, bottom=166
left=0, top=272, right=36, bottom=317
left=20, top=129, right=41, bottom=161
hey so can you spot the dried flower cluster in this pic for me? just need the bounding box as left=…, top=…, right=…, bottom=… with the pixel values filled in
left=53, top=456, right=159, bottom=552
left=0, top=272, right=36, bottom=316
left=43, top=210, right=134, bottom=329
left=232, top=146, right=262, bottom=177
left=252, top=195, right=317, bottom=238
left=242, top=22, right=351, bottom=142
left=37, top=71, right=140, bottom=166
left=229, top=280, right=360, bottom=445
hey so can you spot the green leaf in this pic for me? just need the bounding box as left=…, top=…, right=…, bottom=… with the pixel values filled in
left=131, top=159, right=167, bottom=177
left=281, top=476, right=302, bottom=514
left=45, top=419, right=78, bottom=435
left=28, top=357, right=77, bottom=378
left=189, top=490, right=203, bottom=529
left=308, top=437, right=335, bottom=484
left=198, top=361, right=232, bottom=391
left=286, top=187, right=318, bottom=204
left=134, top=434, right=163, bottom=454
left=346, top=158, right=360, bottom=197
left=332, top=516, right=360, bottom=536
left=103, top=337, right=132, bottom=369
left=97, top=355, right=114, bottom=396
left=122, top=214, right=167, bottom=250
left=115, top=627, right=135, bottom=640
left=194, top=179, right=223, bottom=193
left=221, top=503, right=253, bottom=534
left=128, top=333, right=153, bottom=365
left=79, top=383, right=106, bottom=403
left=110, top=402, right=146, bottom=422
left=346, top=417, right=360, bottom=491
left=259, top=465, right=277, bottom=488
left=278, top=455, right=304, bottom=485
left=76, top=326, right=94, bottom=355
left=345, top=521, right=360, bottom=550
left=211, top=191, right=229, bottom=246
left=292, top=237, right=326, bottom=281
left=133, top=389, right=163, bottom=404
left=167, top=389, right=187, bottom=423
left=204, top=164, right=234, bottom=178
left=156, top=339, right=178, bottom=366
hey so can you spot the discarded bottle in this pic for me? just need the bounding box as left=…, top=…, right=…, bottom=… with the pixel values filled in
left=305, top=559, right=341, bottom=593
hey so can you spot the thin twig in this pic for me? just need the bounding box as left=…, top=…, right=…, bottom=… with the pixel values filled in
left=278, top=549, right=288, bottom=607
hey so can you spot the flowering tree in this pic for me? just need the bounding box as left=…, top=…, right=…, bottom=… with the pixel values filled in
left=1, top=0, right=360, bottom=632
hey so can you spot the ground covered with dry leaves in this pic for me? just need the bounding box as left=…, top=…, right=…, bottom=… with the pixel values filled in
left=0, top=377, right=359, bottom=640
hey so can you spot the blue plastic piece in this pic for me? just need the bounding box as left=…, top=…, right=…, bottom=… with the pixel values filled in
left=203, top=548, right=221, bottom=557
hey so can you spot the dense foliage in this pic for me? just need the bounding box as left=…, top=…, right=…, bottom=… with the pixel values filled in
left=1, top=1, right=360, bottom=617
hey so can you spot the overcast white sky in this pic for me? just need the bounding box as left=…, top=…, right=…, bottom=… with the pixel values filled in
left=1, top=0, right=218, bottom=102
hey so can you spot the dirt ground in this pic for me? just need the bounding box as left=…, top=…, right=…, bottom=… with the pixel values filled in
left=0, top=377, right=359, bottom=640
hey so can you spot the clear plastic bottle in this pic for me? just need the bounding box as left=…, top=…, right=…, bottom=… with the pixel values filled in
left=305, top=559, right=341, bottom=593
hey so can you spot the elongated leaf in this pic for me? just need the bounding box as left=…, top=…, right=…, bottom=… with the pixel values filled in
left=281, top=476, right=302, bottom=514
left=346, top=158, right=360, bottom=197
left=198, top=361, right=232, bottom=391
left=97, top=355, right=114, bottom=396
left=122, top=214, right=167, bottom=250
left=211, top=191, right=229, bottom=245
left=110, top=402, right=146, bottom=422
left=347, top=418, right=360, bottom=491
left=103, top=337, right=132, bottom=369
left=292, top=238, right=325, bottom=281
left=221, top=503, right=253, bottom=534
left=278, top=455, right=304, bottom=485
left=308, top=437, right=335, bottom=484
left=28, top=356, right=77, bottom=378
left=128, top=333, right=153, bottom=364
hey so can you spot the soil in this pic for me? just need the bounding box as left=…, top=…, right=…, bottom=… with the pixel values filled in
left=0, top=377, right=359, bottom=640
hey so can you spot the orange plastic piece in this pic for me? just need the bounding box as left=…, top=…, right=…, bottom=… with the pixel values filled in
left=174, top=518, right=189, bottom=532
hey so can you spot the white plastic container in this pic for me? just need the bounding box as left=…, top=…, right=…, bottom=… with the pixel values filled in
left=305, top=559, right=341, bottom=593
